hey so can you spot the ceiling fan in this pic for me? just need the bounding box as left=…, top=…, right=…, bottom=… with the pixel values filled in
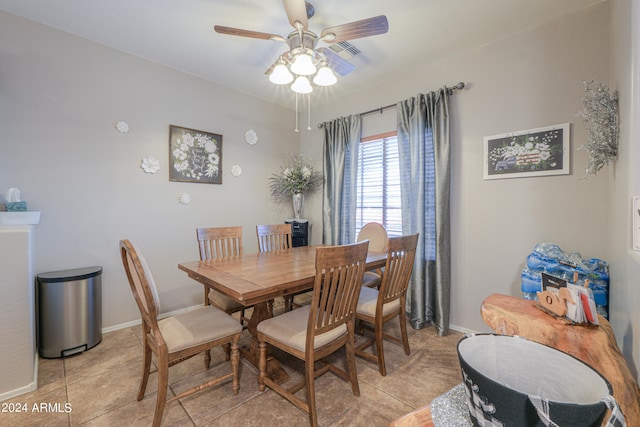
left=214, top=0, right=389, bottom=94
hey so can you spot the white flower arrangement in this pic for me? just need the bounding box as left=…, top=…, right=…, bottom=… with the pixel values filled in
left=269, top=154, right=323, bottom=202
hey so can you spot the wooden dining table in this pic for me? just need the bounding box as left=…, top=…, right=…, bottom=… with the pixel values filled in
left=178, top=244, right=387, bottom=383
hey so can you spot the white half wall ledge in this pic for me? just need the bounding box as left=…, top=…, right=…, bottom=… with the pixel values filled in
left=0, top=212, right=41, bottom=226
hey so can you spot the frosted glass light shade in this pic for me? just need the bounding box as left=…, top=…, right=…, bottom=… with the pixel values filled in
left=313, top=65, right=337, bottom=86
left=290, top=52, right=316, bottom=76
left=291, top=76, right=313, bottom=94
left=269, top=63, right=294, bottom=84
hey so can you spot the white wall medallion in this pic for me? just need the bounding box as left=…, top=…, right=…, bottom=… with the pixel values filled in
left=140, top=156, right=160, bottom=174
left=115, top=121, right=130, bottom=134
left=178, top=193, right=191, bottom=205
left=231, top=165, right=242, bottom=177
left=245, top=129, right=258, bottom=145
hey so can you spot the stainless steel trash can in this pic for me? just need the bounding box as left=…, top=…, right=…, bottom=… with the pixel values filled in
left=36, top=266, right=102, bottom=358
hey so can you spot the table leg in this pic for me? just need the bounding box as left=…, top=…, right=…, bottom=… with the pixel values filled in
left=203, top=285, right=212, bottom=367
left=242, top=301, right=289, bottom=384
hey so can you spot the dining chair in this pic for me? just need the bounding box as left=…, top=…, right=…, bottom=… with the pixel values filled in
left=357, top=222, right=389, bottom=288
left=196, top=226, right=248, bottom=322
left=256, top=223, right=292, bottom=252
left=256, top=240, right=369, bottom=427
left=256, top=223, right=306, bottom=312
left=355, top=233, right=419, bottom=376
left=120, top=239, right=242, bottom=427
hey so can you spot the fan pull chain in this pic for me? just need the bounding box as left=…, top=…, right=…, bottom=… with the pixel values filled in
left=295, top=92, right=299, bottom=133
left=307, top=93, right=311, bottom=131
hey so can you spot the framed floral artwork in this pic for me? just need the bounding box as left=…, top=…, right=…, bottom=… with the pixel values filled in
left=169, top=125, right=222, bottom=184
left=483, top=123, right=570, bottom=180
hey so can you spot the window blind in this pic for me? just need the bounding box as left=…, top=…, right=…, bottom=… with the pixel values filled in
left=355, top=134, right=402, bottom=238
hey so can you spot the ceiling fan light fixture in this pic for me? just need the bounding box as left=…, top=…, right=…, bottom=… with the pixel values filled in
left=269, top=62, right=294, bottom=84
left=313, top=65, right=337, bottom=86
left=290, top=51, right=316, bottom=76
left=291, top=75, right=313, bottom=94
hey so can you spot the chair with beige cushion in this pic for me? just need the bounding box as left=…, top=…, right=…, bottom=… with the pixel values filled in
left=256, top=240, right=370, bottom=427
left=256, top=223, right=307, bottom=312
left=120, top=239, right=242, bottom=427
left=357, top=222, right=389, bottom=288
left=256, top=223, right=293, bottom=253
left=355, top=233, right=419, bottom=376
left=196, top=226, right=248, bottom=322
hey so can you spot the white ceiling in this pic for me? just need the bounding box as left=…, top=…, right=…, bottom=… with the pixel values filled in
left=0, top=0, right=604, bottom=108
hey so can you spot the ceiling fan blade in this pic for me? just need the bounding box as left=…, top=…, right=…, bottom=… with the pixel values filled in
left=320, top=15, right=389, bottom=43
left=317, top=47, right=355, bottom=77
left=282, top=0, right=308, bottom=30
left=264, top=59, right=279, bottom=76
left=214, top=25, right=284, bottom=42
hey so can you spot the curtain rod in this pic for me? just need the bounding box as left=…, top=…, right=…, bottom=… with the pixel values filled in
left=318, top=82, right=465, bottom=128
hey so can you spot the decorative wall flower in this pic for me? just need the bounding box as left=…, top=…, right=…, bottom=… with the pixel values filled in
left=231, top=165, right=242, bottom=177
left=245, top=130, right=258, bottom=145
left=115, top=121, right=130, bottom=133
left=140, top=156, right=160, bottom=174
left=178, top=193, right=191, bottom=205
left=269, top=153, right=323, bottom=202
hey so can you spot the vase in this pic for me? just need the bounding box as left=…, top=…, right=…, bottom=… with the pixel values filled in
left=292, top=193, right=304, bottom=220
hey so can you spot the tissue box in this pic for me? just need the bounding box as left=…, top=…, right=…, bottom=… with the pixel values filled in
left=6, top=201, right=27, bottom=212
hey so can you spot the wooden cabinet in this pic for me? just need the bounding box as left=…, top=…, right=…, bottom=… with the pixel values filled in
left=285, top=220, right=310, bottom=247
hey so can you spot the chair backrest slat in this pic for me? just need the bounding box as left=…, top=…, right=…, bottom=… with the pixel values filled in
left=197, top=226, right=243, bottom=260
left=308, top=241, right=369, bottom=339
left=379, top=234, right=419, bottom=306
left=256, top=223, right=292, bottom=253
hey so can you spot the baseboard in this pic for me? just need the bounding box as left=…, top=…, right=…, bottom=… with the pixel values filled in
left=101, top=303, right=204, bottom=334
left=0, top=352, right=38, bottom=402
left=448, top=323, right=479, bottom=335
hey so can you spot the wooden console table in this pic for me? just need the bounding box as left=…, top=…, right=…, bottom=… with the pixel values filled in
left=481, top=293, right=640, bottom=424
left=390, top=294, right=640, bottom=426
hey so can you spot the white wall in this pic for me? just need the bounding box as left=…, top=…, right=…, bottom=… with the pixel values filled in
left=0, top=12, right=298, bottom=328
left=303, top=4, right=611, bottom=333
left=609, top=0, right=640, bottom=380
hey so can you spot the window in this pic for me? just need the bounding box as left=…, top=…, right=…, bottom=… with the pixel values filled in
left=354, top=132, right=402, bottom=238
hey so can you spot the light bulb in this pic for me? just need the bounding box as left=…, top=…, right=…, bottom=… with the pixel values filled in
left=291, top=76, right=313, bottom=94
left=269, top=62, right=294, bottom=84
left=290, top=52, right=316, bottom=76
left=313, top=65, right=337, bottom=86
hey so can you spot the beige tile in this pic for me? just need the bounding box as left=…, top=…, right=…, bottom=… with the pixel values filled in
left=64, top=328, right=141, bottom=385
left=67, top=361, right=155, bottom=425
left=175, top=361, right=263, bottom=426
left=36, top=357, right=66, bottom=395
left=3, top=321, right=466, bottom=427
left=0, top=385, right=70, bottom=427
left=203, top=388, right=309, bottom=427
left=328, top=381, right=414, bottom=427
left=371, top=347, right=462, bottom=409
left=78, top=395, right=192, bottom=427
left=38, top=357, right=65, bottom=385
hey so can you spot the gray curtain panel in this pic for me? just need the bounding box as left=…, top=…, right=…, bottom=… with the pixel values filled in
left=322, top=115, right=361, bottom=245
left=397, top=88, right=451, bottom=336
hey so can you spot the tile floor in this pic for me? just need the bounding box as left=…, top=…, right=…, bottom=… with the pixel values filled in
left=0, top=310, right=463, bottom=427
